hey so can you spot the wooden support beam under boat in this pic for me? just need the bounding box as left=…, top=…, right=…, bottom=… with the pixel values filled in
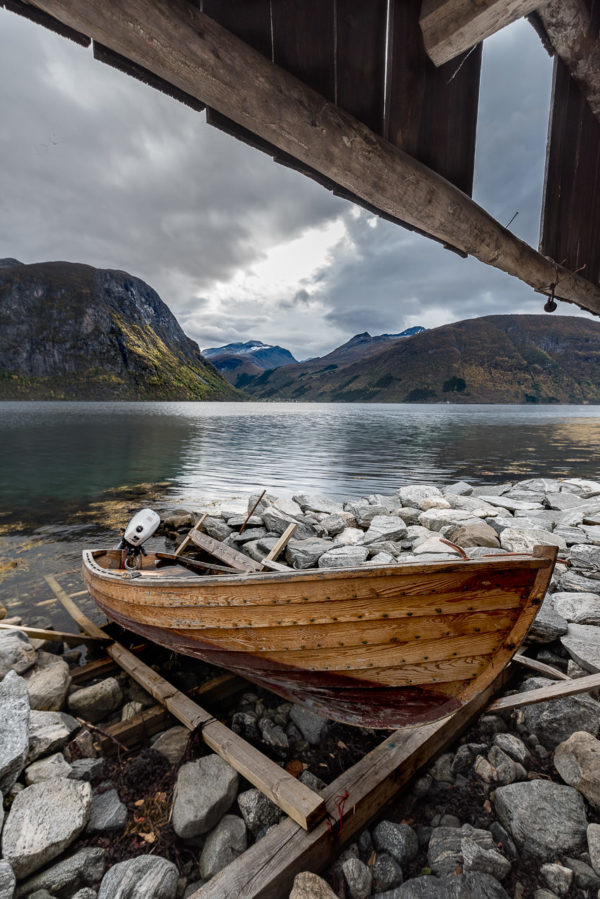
left=0, top=622, right=109, bottom=647
left=488, top=669, right=600, bottom=712
left=537, top=0, right=600, bottom=125
left=45, top=576, right=326, bottom=831
left=20, top=0, right=600, bottom=313
left=419, top=0, right=539, bottom=67
left=191, top=665, right=514, bottom=899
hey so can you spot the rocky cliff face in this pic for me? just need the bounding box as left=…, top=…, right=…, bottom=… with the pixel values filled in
left=0, top=260, right=240, bottom=400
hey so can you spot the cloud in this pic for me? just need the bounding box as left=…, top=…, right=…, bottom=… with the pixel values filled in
left=0, top=10, right=595, bottom=361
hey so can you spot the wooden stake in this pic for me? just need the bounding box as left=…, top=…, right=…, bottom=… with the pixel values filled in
left=240, top=490, right=266, bottom=534
left=46, top=576, right=326, bottom=831
left=260, top=523, right=297, bottom=570
left=21, top=0, right=600, bottom=314
left=175, top=513, right=207, bottom=556
left=513, top=652, right=571, bottom=681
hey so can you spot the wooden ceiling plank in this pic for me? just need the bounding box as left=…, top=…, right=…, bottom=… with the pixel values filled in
left=538, top=0, right=600, bottom=126
left=271, top=0, right=335, bottom=102
left=202, top=0, right=272, bottom=59
left=420, top=0, right=539, bottom=67
left=335, top=0, right=387, bottom=135
left=22, top=0, right=600, bottom=312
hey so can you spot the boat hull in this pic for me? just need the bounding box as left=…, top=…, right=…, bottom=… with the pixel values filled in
left=83, top=546, right=556, bottom=728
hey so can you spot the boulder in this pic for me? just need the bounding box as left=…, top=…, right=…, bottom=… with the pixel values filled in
left=554, top=731, right=600, bottom=809
left=318, top=546, right=369, bottom=568
left=24, top=652, right=70, bottom=711
left=67, top=677, right=123, bottom=723
left=500, top=528, right=565, bottom=552
left=86, top=787, right=128, bottom=832
left=342, top=857, right=372, bottom=899
left=262, top=507, right=312, bottom=540
left=552, top=592, right=600, bottom=625
left=172, top=755, right=238, bottom=838
left=2, top=778, right=92, bottom=878
left=0, top=670, right=30, bottom=795
left=362, top=516, right=408, bottom=544
left=443, top=481, right=473, bottom=495
left=289, top=872, right=339, bottom=899
left=238, top=788, right=281, bottom=835
left=427, top=824, right=494, bottom=877
left=372, top=852, right=403, bottom=892
left=0, top=862, right=15, bottom=899
left=15, top=847, right=105, bottom=897
left=446, top=873, right=510, bottom=898
left=333, top=528, right=365, bottom=547
left=493, top=733, right=530, bottom=767
left=199, top=815, right=247, bottom=880
left=0, top=631, right=36, bottom=679
left=477, top=495, right=543, bottom=512
left=419, top=509, right=479, bottom=532
left=558, top=569, right=600, bottom=594
left=293, top=494, right=345, bottom=516
left=397, top=485, right=442, bottom=504
left=588, top=823, right=600, bottom=876
left=519, top=676, right=600, bottom=749
left=445, top=522, right=500, bottom=548
left=286, top=538, right=331, bottom=569
left=527, top=597, right=568, bottom=643
left=461, top=837, right=511, bottom=881
left=151, top=726, right=189, bottom=765
left=412, top=537, right=462, bottom=556
left=26, top=710, right=80, bottom=764
left=289, top=705, right=329, bottom=744
left=494, top=780, right=587, bottom=860
left=561, top=623, right=600, bottom=672
left=25, top=751, right=72, bottom=785
left=373, top=821, right=418, bottom=867
left=319, top=514, right=347, bottom=536
left=69, top=757, right=104, bottom=782
left=203, top=517, right=232, bottom=542
left=539, top=862, right=573, bottom=897
left=97, top=855, right=178, bottom=899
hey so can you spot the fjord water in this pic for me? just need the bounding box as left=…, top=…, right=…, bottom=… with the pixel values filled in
left=3, top=401, right=600, bottom=515
left=2, top=401, right=600, bottom=622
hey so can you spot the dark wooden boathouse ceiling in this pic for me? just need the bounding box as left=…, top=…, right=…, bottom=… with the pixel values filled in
left=2, top=0, right=600, bottom=314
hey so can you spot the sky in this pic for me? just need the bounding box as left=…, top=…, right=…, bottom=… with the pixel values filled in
left=0, top=8, right=593, bottom=359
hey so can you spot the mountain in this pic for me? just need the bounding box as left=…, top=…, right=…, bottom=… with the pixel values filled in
left=203, top=340, right=298, bottom=387
left=0, top=260, right=240, bottom=400
left=242, top=315, right=600, bottom=403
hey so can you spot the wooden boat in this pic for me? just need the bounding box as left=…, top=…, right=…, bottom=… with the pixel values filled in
left=82, top=545, right=556, bottom=728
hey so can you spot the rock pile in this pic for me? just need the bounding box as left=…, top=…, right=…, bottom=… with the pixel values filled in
left=1, top=476, right=600, bottom=897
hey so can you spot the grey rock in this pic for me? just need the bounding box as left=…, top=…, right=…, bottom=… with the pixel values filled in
left=428, top=824, right=493, bottom=877
left=163, top=510, right=194, bottom=530
left=373, top=820, right=418, bottom=867
left=333, top=527, right=366, bottom=547
left=152, top=726, right=188, bottom=765
left=372, top=852, right=403, bottom=892
left=230, top=711, right=259, bottom=741
left=342, top=857, right=372, bottom=899
left=563, top=855, right=600, bottom=889
left=540, top=862, right=573, bottom=897
left=27, top=711, right=80, bottom=763
left=68, top=757, right=104, bottom=782
left=488, top=822, right=517, bottom=860
left=527, top=597, right=568, bottom=643
left=519, top=676, right=600, bottom=749
left=231, top=526, right=268, bottom=544
left=319, top=514, right=348, bottom=536
left=500, top=527, right=565, bottom=552
left=446, top=873, right=510, bottom=898
left=172, top=755, right=238, bottom=838
left=318, top=545, right=369, bottom=568
left=289, top=705, right=328, bottom=744
left=226, top=514, right=262, bottom=528
left=429, top=752, right=455, bottom=783
left=23, top=653, right=70, bottom=711
left=396, top=507, right=421, bottom=525
left=558, top=569, right=600, bottom=593
left=478, top=495, right=543, bottom=512
left=25, top=752, right=72, bottom=785
left=15, top=847, right=105, bottom=898
left=0, top=632, right=36, bottom=679
left=461, top=837, right=511, bottom=881
left=568, top=543, right=600, bottom=569
left=363, top=516, right=407, bottom=544
left=64, top=727, right=97, bottom=762
left=353, top=505, right=393, bottom=528
left=493, top=733, right=530, bottom=766
left=199, top=815, right=247, bottom=880
left=487, top=746, right=519, bottom=784
left=86, top=787, right=127, bottom=832
left=375, top=875, right=448, bottom=897
left=554, top=731, right=600, bottom=808
left=293, top=494, right=344, bottom=516
left=0, top=861, right=15, bottom=899
left=494, top=780, right=587, bottom=860
left=369, top=551, right=397, bottom=565
left=263, top=507, right=312, bottom=541
left=588, top=822, right=600, bottom=875
left=443, top=481, right=473, bottom=496
left=397, top=485, right=442, bottom=504
left=237, top=788, right=281, bottom=835
left=121, top=700, right=143, bottom=721
left=299, top=770, right=326, bottom=793
left=445, top=521, right=500, bottom=548
left=561, top=623, right=600, bottom=672
left=552, top=592, right=600, bottom=625
left=97, top=855, right=178, bottom=899
left=258, top=718, right=289, bottom=753
left=71, top=891, right=97, bottom=899
left=203, top=516, right=232, bottom=541
left=2, top=778, right=92, bottom=878
left=547, top=492, right=585, bottom=511
left=272, top=497, right=303, bottom=517
left=419, top=509, right=479, bottom=532
left=0, top=670, right=30, bottom=795
left=286, top=538, right=331, bottom=569
left=67, top=677, right=123, bottom=724
left=554, top=527, right=585, bottom=546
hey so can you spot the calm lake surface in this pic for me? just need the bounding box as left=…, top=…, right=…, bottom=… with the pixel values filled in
left=2, top=401, right=600, bottom=621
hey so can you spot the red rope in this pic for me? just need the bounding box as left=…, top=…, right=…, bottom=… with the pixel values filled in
left=326, top=790, right=349, bottom=837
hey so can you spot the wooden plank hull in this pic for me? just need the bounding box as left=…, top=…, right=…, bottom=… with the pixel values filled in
left=82, top=546, right=556, bottom=728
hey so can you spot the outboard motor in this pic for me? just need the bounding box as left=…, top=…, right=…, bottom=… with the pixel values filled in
left=117, top=508, right=161, bottom=570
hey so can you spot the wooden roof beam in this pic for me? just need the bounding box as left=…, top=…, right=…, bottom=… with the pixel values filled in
left=419, top=0, right=540, bottom=67
left=537, top=0, right=600, bottom=125
left=19, top=0, right=600, bottom=312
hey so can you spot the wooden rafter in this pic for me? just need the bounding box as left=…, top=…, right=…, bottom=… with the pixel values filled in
left=419, top=0, right=539, bottom=67
left=12, top=0, right=600, bottom=309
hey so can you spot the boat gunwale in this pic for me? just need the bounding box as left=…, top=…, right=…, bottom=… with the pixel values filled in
left=83, top=546, right=556, bottom=590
